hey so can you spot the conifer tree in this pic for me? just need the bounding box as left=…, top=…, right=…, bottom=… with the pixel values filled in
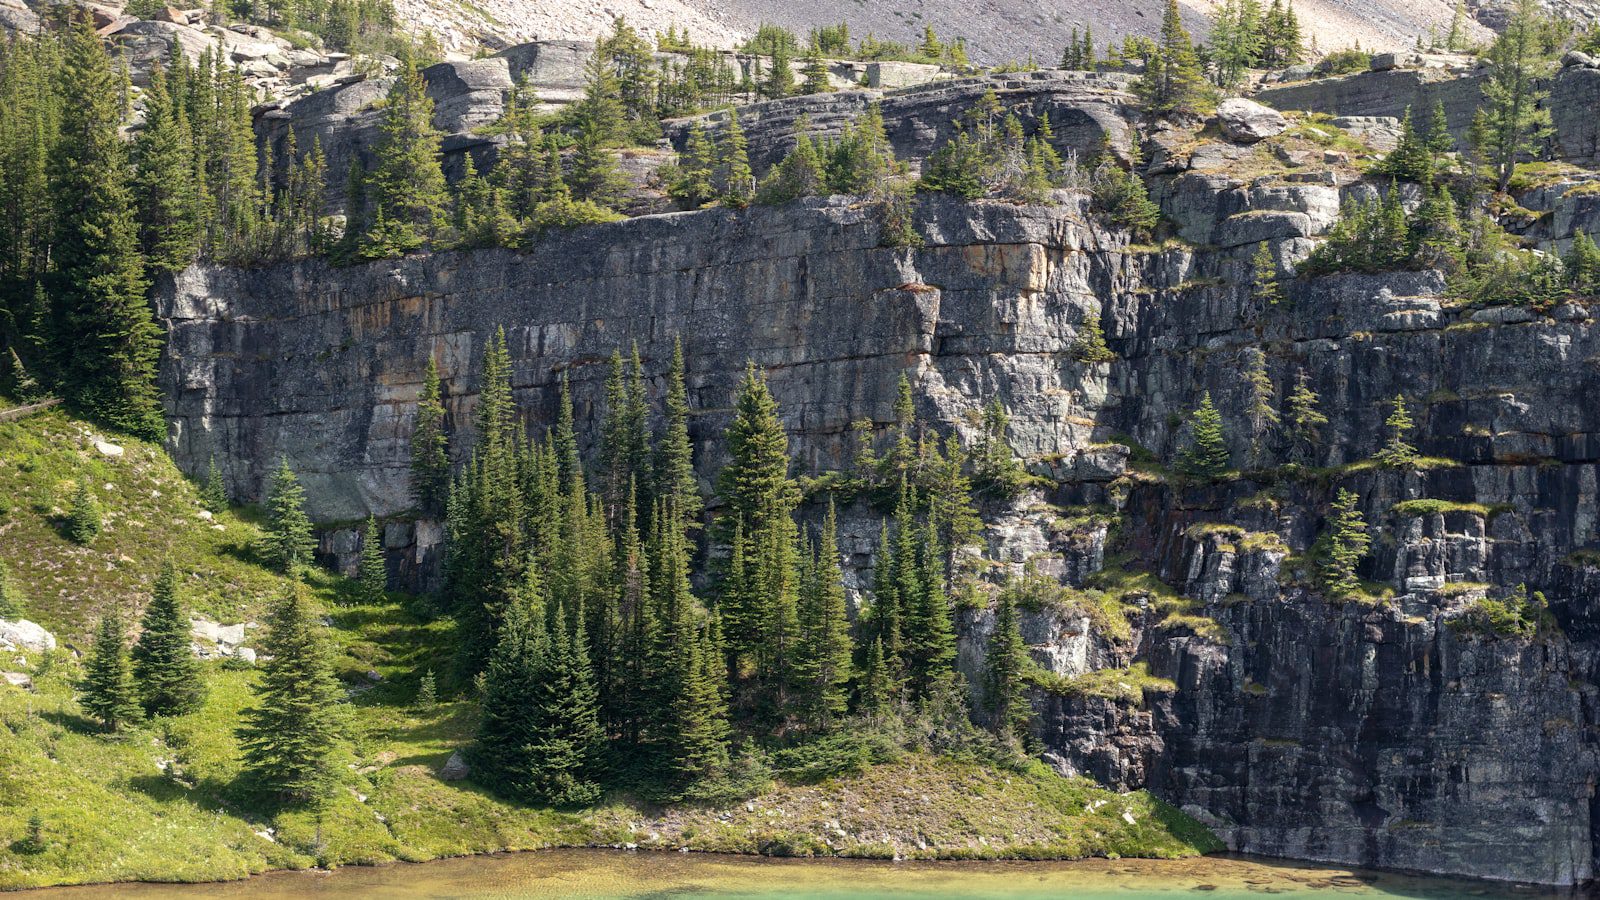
left=82, top=610, right=141, bottom=732
left=656, top=337, right=702, bottom=536
left=1376, top=107, right=1434, bottom=183
left=67, top=480, right=101, bottom=545
left=716, top=113, right=754, bottom=207
left=1446, top=0, right=1468, bottom=51
left=1284, top=368, right=1327, bottom=464
left=1566, top=231, right=1600, bottom=296
left=1472, top=0, right=1553, bottom=192
left=0, top=560, right=22, bottom=620
left=1375, top=393, right=1418, bottom=467
left=717, top=364, right=799, bottom=531
left=50, top=16, right=163, bottom=440
left=903, top=518, right=957, bottom=704
left=411, top=356, right=450, bottom=515
left=364, top=56, right=448, bottom=255
left=764, top=40, right=795, bottom=99
left=472, top=588, right=546, bottom=795
left=671, top=122, right=717, bottom=208
left=654, top=511, right=731, bottom=786
left=974, top=397, right=1026, bottom=496
left=986, top=583, right=1031, bottom=743
left=756, top=123, right=824, bottom=205
left=857, top=635, right=892, bottom=719
left=263, top=458, right=315, bottom=572
left=416, top=668, right=437, bottom=707
left=795, top=500, right=852, bottom=730
left=132, top=563, right=206, bottom=717
left=1252, top=242, right=1283, bottom=306
left=1070, top=310, right=1116, bottom=362
left=358, top=515, right=387, bottom=603
left=134, top=61, right=200, bottom=273
left=569, top=120, right=628, bottom=209
left=800, top=43, right=831, bottom=94
left=1178, top=391, right=1231, bottom=478
left=526, top=604, right=605, bottom=805
left=1137, top=0, right=1213, bottom=116
left=1319, top=488, right=1370, bottom=598
left=201, top=456, right=228, bottom=512
left=239, top=582, right=346, bottom=805
left=1244, top=350, right=1278, bottom=466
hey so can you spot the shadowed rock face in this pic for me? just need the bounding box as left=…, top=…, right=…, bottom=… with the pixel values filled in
left=158, top=100, right=1600, bottom=884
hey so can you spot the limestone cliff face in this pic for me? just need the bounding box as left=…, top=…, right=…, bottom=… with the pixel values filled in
left=157, top=149, right=1600, bottom=883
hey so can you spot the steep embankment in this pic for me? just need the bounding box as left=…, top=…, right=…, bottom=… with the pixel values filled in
left=0, top=408, right=1215, bottom=890
left=151, top=86, right=1600, bottom=883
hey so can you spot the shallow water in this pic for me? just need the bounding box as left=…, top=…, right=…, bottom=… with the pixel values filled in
left=20, top=850, right=1552, bottom=899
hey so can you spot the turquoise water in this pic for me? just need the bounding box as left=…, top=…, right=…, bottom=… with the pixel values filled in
left=18, top=849, right=1542, bottom=899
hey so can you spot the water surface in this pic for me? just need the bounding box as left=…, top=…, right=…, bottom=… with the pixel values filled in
left=25, top=850, right=1545, bottom=899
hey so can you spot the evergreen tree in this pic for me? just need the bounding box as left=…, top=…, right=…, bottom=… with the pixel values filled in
left=764, top=40, right=795, bottom=99
left=1210, top=0, right=1263, bottom=91
left=1566, top=231, right=1600, bottom=296
left=1423, top=101, right=1455, bottom=156
left=1471, top=0, right=1553, bottom=192
left=568, top=120, right=628, bottom=208
left=974, top=397, right=1026, bottom=496
left=800, top=43, right=831, bottom=94
left=49, top=16, right=163, bottom=440
left=794, top=500, right=852, bottom=730
left=986, top=582, right=1031, bottom=743
left=416, top=668, right=437, bottom=707
left=1177, top=391, right=1231, bottom=478
left=67, top=480, right=101, bottom=545
left=1284, top=368, right=1328, bottom=464
left=238, top=582, right=346, bottom=805
left=1243, top=349, right=1278, bottom=466
left=715, top=113, right=754, bottom=207
left=0, top=560, right=22, bottom=620
left=1375, top=393, right=1418, bottom=467
left=857, top=635, right=892, bottom=719
left=756, top=123, right=825, bottom=205
left=655, top=336, right=702, bottom=536
left=263, top=457, right=315, bottom=571
left=82, top=610, right=140, bottom=732
left=201, top=456, right=228, bottom=512
left=670, top=122, right=716, bottom=208
left=358, top=515, right=387, bottom=603
left=903, top=518, right=957, bottom=704
left=410, top=356, right=450, bottom=515
left=472, top=590, right=546, bottom=797
left=654, top=512, right=731, bottom=786
left=717, top=364, right=798, bottom=531
left=1319, top=488, right=1371, bottom=598
left=132, top=563, right=206, bottom=717
left=363, top=56, right=448, bottom=255
left=1252, top=242, right=1283, bottom=306
left=1447, top=0, right=1468, bottom=51
left=133, top=61, right=200, bottom=273
left=1375, top=107, right=1434, bottom=183
left=526, top=605, right=605, bottom=805
left=1137, top=0, right=1213, bottom=116
left=1070, top=309, right=1116, bottom=362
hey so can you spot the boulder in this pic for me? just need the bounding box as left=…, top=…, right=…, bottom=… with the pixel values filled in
left=94, top=440, right=124, bottom=458
left=1563, top=50, right=1596, bottom=69
left=0, top=619, right=56, bottom=654
left=2, top=672, right=31, bottom=689
left=1215, top=98, right=1287, bottom=143
left=438, top=751, right=470, bottom=781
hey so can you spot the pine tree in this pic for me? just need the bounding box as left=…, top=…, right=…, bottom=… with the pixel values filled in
left=1566, top=231, right=1600, bottom=296
left=1375, top=393, right=1418, bottom=467
left=67, top=480, right=101, bottom=545
left=1375, top=107, right=1434, bottom=183
left=764, top=40, right=794, bottom=99
left=82, top=610, right=140, bottom=732
left=471, top=591, right=546, bottom=796
left=1471, top=0, right=1553, bottom=192
left=1070, top=309, right=1116, bottom=362
left=238, top=582, right=346, bottom=805
left=857, top=635, right=893, bottom=719
left=974, top=397, right=1026, bottom=496
left=200, top=456, right=228, bottom=512
left=903, top=519, right=957, bottom=704
left=1424, top=101, right=1455, bottom=156
left=1284, top=368, right=1328, bottom=464
left=525, top=605, right=605, bottom=805
left=716, top=113, right=754, bottom=207
left=263, top=457, right=315, bottom=572
left=358, top=515, right=387, bottom=603
left=134, top=61, right=199, bottom=273
left=1319, top=488, right=1371, bottom=598
left=0, top=560, right=22, bottom=620
left=49, top=16, right=163, bottom=441
left=1177, top=391, right=1231, bottom=479
left=416, top=668, right=437, bottom=707
left=656, top=337, right=702, bottom=535
left=1137, top=0, right=1213, bottom=116
left=1447, top=0, right=1468, bottom=52
left=794, top=500, right=852, bottom=730
left=132, top=563, right=206, bottom=717
left=671, top=122, right=717, bottom=208
left=1243, top=349, right=1278, bottom=466
left=568, top=119, right=628, bottom=208
left=986, top=582, right=1031, bottom=743
left=1252, top=242, right=1283, bottom=306
left=756, top=123, right=824, bottom=205
left=800, top=43, right=831, bottom=94
left=717, top=364, right=798, bottom=531
left=411, top=356, right=450, bottom=515
left=363, top=56, right=448, bottom=255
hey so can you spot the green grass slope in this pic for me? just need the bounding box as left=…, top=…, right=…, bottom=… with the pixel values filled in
left=0, top=408, right=1218, bottom=890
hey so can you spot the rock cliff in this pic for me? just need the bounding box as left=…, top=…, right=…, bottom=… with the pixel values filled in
left=156, top=89, right=1600, bottom=885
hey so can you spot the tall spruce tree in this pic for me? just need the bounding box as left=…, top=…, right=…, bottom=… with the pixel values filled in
left=1319, top=488, right=1371, bottom=598
left=358, top=515, right=387, bottom=603
left=1243, top=349, right=1278, bottom=466
left=263, top=458, right=315, bottom=572
left=656, top=336, right=702, bottom=537
left=526, top=602, right=605, bottom=805
left=50, top=16, right=163, bottom=440
left=364, top=56, right=448, bottom=255
left=67, top=480, right=101, bottom=545
left=238, top=582, right=346, bottom=805
left=132, top=563, right=206, bottom=717
left=82, top=610, right=141, bottom=732
left=1376, top=393, right=1418, bottom=467
left=1137, top=0, right=1212, bottom=116
left=903, top=518, right=957, bottom=704
left=794, top=500, right=853, bottom=730
left=410, top=356, right=450, bottom=515
left=1177, top=392, right=1231, bottom=478
left=986, top=582, right=1032, bottom=743
left=133, top=61, right=200, bottom=273
left=1472, top=0, right=1553, bottom=192
left=472, top=586, right=548, bottom=797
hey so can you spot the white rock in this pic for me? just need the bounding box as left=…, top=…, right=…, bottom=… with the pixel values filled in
left=195, top=510, right=213, bottom=521
left=2, top=672, right=32, bottom=689
left=235, top=647, right=257, bottom=665
left=438, top=751, right=470, bottom=781
left=94, top=440, right=124, bottom=458
left=0, top=619, right=57, bottom=654
left=1215, top=98, right=1288, bottom=143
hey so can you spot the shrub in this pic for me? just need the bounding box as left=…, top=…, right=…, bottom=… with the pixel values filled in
left=1316, top=48, right=1372, bottom=75
left=1449, top=584, right=1555, bottom=639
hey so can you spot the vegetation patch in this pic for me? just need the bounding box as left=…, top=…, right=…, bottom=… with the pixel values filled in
left=1030, top=662, right=1177, bottom=707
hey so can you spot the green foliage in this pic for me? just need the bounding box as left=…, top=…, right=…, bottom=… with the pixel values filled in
left=1060, top=26, right=1097, bottom=70
left=358, top=515, right=387, bottom=603
left=1090, top=154, right=1161, bottom=238
left=132, top=563, right=207, bottom=717
left=985, top=585, right=1032, bottom=743
left=67, top=479, right=101, bottom=545
left=1374, top=393, right=1418, bottom=467
left=1251, top=243, right=1283, bottom=306
left=1317, top=488, right=1371, bottom=599
left=715, top=113, right=754, bottom=207
left=81, top=610, right=141, bottom=732
left=756, top=122, right=825, bottom=206
left=0, top=559, right=22, bottom=619
left=1374, top=107, right=1443, bottom=183
left=201, top=456, right=228, bottom=513
left=262, top=458, right=315, bottom=573
left=415, top=668, right=437, bottom=707
left=1243, top=349, right=1277, bottom=465
left=1071, top=311, right=1116, bottom=363
left=917, top=101, right=1073, bottom=203
left=1316, top=48, right=1372, bottom=76
left=1176, top=392, right=1230, bottom=479
left=1449, top=583, right=1555, bottom=639
left=794, top=501, right=854, bottom=731
left=973, top=397, right=1027, bottom=497
left=1471, top=0, right=1555, bottom=192
left=409, top=357, right=449, bottom=515
left=1135, top=0, right=1214, bottom=116
left=360, top=57, right=447, bottom=257
left=667, top=122, right=718, bottom=208
left=1299, top=189, right=1414, bottom=276
left=238, top=582, right=348, bottom=807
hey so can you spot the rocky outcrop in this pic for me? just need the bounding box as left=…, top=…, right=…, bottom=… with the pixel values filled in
left=156, top=102, right=1600, bottom=885
left=0, top=619, right=57, bottom=654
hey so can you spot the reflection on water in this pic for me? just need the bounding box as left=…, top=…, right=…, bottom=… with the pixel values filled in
left=20, top=850, right=1549, bottom=899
